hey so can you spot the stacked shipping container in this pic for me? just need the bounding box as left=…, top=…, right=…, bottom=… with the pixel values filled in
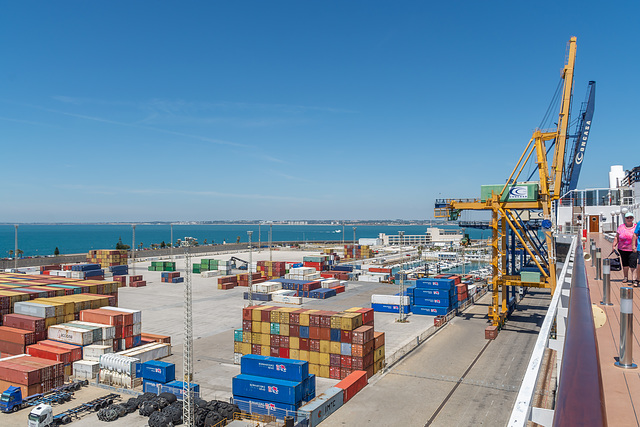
left=343, top=245, right=374, bottom=260
left=148, top=262, right=176, bottom=272
left=234, top=306, right=384, bottom=379
left=0, top=354, right=64, bottom=395
left=87, top=250, right=128, bottom=268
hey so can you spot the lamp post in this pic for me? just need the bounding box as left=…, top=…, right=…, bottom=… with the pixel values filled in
left=170, top=223, right=174, bottom=261
left=352, top=227, right=357, bottom=261
left=269, top=223, right=273, bottom=262
left=399, top=231, right=405, bottom=322
left=258, top=222, right=261, bottom=253
left=247, top=231, right=253, bottom=306
left=132, top=224, right=136, bottom=276
left=14, top=225, right=18, bottom=270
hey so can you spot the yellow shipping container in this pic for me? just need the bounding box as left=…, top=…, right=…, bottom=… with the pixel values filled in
left=374, top=358, right=385, bottom=374
left=290, top=349, right=300, bottom=360
left=241, top=343, right=251, bottom=355
left=309, top=352, right=320, bottom=365
left=330, top=342, right=341, bottom=354
left=260, top=334, right=271, bottom=348
left=45, top=317, right=58, bottom=328
left=63, top=314, right=75, bottom=322
left=319, top=353, right=330, bottom=366
left=319, top=366, right=330, bottom=378
left=270, top=310, right=280, bottom=324
left=319, top=340, right=330, bottom=354
left=261, top=347, right=270, bottom=357
left=309, top=364, right=320, bottom=376
left=252, top=321, right=261, bottom=332
left=31, top=300, right=64, bottom=317
left=330, top=314, right=344, bottom=329
left=374, top=346, right=385, bottom=362
left=341, top=313, right=363, bottom=331
left=261, top=322, right=270, bottom=335
left=279, top=324, right=289, bottom=336
left=299, top=350, right=309, bottom=361
left=300, top=310, right=318, bottom=327
left=243, top=332, right=252, bottom=344
left=41, top=298, right=74, bottom=316
left=252, top=333, right=261, bottom=344
left=290, top=337, right=299, bottom=350
left=234, top=342, right=243, bottom=353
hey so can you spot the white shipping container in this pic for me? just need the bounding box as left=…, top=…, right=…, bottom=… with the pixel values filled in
left=252, top=282, right=282, bottom=293
left=48, top=325, right=94, bottom=346
left=321, top=279, right=340, bottom=288
left=73, top=360, right=100, bottom=379
left=272, top=289, right=297, bottom=297
left=95, top=339, right=114, bottom=348
left=98, top=369, right=141, bottom=389
left=201, top=271, right=219, bottom=278
left=69, top=321, right=116, bottom=340
left=371, top=294, right=410, bottom=305
left=233, top=352, right=242, bottom=365
left=14, top=302, right=57, bottom=319
left=99, top=353, right=140, bottom=374
left=117, top=342, right=171, bottom=363
left=272, top=294, right=303, bottom=305
left=132, top=323, right=142, bottom=336
left=359, top=275, right=382, bottom=282
left=83, top=344, right=113, bottom=362
left=101, top=306, right=142, bottom=324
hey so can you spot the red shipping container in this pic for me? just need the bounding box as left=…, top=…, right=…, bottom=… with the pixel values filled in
left=242, top=306, right=256, bottom=321
left=261, top=307, right=275, bottom=323
left=366, top=366, right=374, bottom=379
left=340, top=355, right=352, bottom=369
left=278, top=348, right=290, bottom=359
left=279, top=336, right=289, bottom=348
left=270, top=335, right=280, bottom=347
left=355, top=308, right=374, bottom=325
left=330, top=354, right=341, bottom=367
left=309, top=327, right=320, bottom=340
left=0, top=327, right=36, bottom=345
left=0, top=361, right=41, bottom=385
left=299, top=338, right=309, bottom=351
left=352, top=344, right=364, bottom=357
left=335, top=370, right=368, bottom=403
left=329, top=366, right=341, bottom=379
left=309, top=340, right=320, bottom=352
left=270, top=346, right=279, bottom=357
left=2, top=314, right=46, bottom=333
left=319, top=328, right=331, bottom=341
left=309, top=314, right=321, bottom=327
left=140, top=333, right=171, bottom=344
left=373, top=332, right=385, bottom=349
left=340, top=330, right=352, bottom=343
left=242, top=320, right=252, bottom=332
left=289, top=325, right=299, bottom=337
left=27, top=344, right=72, bottom=365
left=332, top=286, right=345, bottom=294
left=79, top=309, right=124, bottom=327
left=319, top=312, right=335, bottom=329
left=251, top=344, right=261, bottom=355
left=0, top=379, right=41, bottom=398
left=340, top=368, right=352, bottom=380
left=37, top=340, right=82, bottom=363
left=0, top=340, right=25, bottom=355
left=352, top=326, right=374, bottom=345
left=124, top=336, right=133, bottom=349
left=289, top=311, right=302, bottom=325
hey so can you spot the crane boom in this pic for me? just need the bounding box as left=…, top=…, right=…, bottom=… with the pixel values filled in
left=563, top=81, right=596, bottom=194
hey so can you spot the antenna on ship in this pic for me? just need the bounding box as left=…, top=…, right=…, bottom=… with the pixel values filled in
left=183, top=246, right=194, bottom=426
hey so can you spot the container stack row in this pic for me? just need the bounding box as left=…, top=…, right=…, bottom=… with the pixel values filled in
left=194, top=258, right=232, bottom=274
left=343, top=245, right=374, bottom=260
left=161, top=272, right=183, bottom=283
left=0, top=354, right=64, bottom=395
left=148, top=261, right=176, bottom=272
left=256, top=261, right=286, bottom=279
left=232, top=354, right=315, bottom=419
left=87, top=250, right=128, bottom=268
left=235, top=306, right=385, bottom=379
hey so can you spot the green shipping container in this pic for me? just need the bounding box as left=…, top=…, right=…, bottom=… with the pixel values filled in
left=234, top=329, right=243, bottom=342
left=480, top=183, right=539, bottom=202
left=270, top=323, right=280, bottom=335
left=193, top=264, right=201, bottom=273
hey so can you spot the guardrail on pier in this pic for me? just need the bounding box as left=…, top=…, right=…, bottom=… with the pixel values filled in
left=508, top=235, right=607, bottom=427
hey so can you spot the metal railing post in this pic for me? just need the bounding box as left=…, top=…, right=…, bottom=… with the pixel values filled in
left=590, top=241, right=596, bottom=267
left=600, top=258, right=612, bottom=306
left=615, top=287, right=637, bottom=369
left=595, top=248, right=601, bottom=280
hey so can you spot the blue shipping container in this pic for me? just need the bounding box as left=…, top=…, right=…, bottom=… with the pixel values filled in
left=371, top=303, right=410, bottom=314
left=85, top=269, right=104, bottom=277
left=233, top=374, right=303, bottom=405
left=330, top=328, right=341, bottom=342
left=133, top=334, right=142, bottom=347
left=411, top=305, right=450, bottom=316
left=413, top=296, right=451, bottom=307
left=413, top=287, right=452, bottom=298
left=299, top=326, right=309, bottom=339
left=340, top=343, right=351, bottom=356
left=302, top=374, right=316, bottom=401
left=172, top=277, right=184, bottom=283
left=233, top=396, right=301, bottom=420
left=241, top=355, right=308, bottom=382
left=161, top=381, right=200, bottom=400
left=415, top=278, right=454, bottom=290
left=137, top=360, right=176, bottom=384
left=143, top=380, right=163, bottom=394
left=243, top=292, right=272, bottom=301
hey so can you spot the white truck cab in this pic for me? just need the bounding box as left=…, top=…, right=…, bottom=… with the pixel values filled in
left=28, top=404, right=53, bottom=427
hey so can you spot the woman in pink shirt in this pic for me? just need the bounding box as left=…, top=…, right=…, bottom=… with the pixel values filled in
left=613, top=212, right=638, bottom=285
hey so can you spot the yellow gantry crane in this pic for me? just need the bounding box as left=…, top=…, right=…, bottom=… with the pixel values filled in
left=436, top=37, right=578, bottom=327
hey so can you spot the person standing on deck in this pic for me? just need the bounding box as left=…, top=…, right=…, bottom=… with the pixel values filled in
left=613, top=212, right=637, bottom=285
left=635, top=216, right=640, bottom=286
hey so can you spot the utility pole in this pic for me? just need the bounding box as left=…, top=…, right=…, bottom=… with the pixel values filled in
left=352, top=227, right=357, bottom=261
left=170, top=223, right=174, bottom=261
left=269, top=223, right=273, bottom=262
left=183, top=248, right=194, bottom=426
left=14, top=225, right=18, bottom=270
left=248, top=231, right=253, bottom=306
left=132, top=224, right=136, bottom=276
left=258, top=222, right=261, bottom=253
left=399, top=231, right=405, bottom=322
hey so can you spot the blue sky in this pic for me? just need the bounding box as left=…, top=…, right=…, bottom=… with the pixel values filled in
left=1, top=1, right=638, bottom=222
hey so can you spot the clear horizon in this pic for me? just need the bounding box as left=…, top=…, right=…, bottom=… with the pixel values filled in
left=2, top=2, right=637, bottom=222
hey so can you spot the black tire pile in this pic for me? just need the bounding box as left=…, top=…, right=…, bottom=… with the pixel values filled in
left=96, top=396, right=138, bottom=422
left=134, top=393, right=241, bottom=427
